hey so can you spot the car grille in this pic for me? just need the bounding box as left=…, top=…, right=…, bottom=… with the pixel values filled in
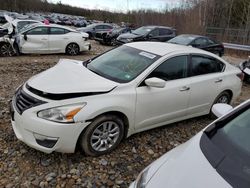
left=14, top=86, right=46, bottom=114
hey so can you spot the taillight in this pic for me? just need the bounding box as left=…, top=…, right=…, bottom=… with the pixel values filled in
left=237, top=72, right=244, bottom=81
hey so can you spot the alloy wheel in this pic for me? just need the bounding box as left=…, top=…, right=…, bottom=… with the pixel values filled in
left=90, top=121, right=120, bottom=152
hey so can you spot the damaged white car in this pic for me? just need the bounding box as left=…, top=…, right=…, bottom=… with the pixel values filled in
left=0, top=15, right=41, bottom=56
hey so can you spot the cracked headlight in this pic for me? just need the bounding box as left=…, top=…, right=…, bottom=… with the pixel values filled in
left=37, top=103, right=86, bottom=123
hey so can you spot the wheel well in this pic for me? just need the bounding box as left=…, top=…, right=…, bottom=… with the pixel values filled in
left=223, top=89, right=233, bottom=102
left=75, top=111, right=129, bottom=152
left=65, top=42, right=79, bottom=52
left=91, top=111, right=129, bottom=138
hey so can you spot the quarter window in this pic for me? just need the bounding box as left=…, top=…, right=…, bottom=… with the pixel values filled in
left=26, top=27, right=48, bottom=35
left=148, top=56, right=188, bottom=81
left=191, top=56, right=224, bottom=76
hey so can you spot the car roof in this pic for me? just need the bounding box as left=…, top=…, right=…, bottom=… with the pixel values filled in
left=141, top=25, right=174, bottom=30
left=178, top=34, right=208, bottom=39
left=24, top=23, right=75, bottom=31
left=125, top=42, right=217, bottom=56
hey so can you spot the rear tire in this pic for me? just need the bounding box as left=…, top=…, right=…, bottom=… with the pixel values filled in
left=80, top=114, right=124, bottom=156
left=210, top=91, right=231, bottom=117
left=66, top=43, right=80, bottom=55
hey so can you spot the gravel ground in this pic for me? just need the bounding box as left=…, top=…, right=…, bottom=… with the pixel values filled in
left=0, top=41, right=249, bottom=188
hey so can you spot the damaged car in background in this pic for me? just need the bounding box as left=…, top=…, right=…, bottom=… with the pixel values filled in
left=10, top=42, right=242, bottom=156
left=0, top=15, right=41, bottom=56
left=0, top=15, right=91, bottom=56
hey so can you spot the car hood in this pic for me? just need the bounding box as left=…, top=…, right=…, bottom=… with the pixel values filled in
left=4, top=15, right=14, bottom=34
left=118, top=32, right=142, bottom=39
left=145, top=133, right=230, bottom=188
left=27, top=59, right=118, bottom=94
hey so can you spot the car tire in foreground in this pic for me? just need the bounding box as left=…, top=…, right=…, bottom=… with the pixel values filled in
left=80, top=114, right=124, bottom=156
left=66, top=43, right=80, bottom=55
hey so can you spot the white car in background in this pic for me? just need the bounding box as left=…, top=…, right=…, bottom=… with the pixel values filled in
left=130, top=100, right=250, bottom=188
left=10, top=42, right=242, bottom=156
left=14, top=23, right=90, bottom=55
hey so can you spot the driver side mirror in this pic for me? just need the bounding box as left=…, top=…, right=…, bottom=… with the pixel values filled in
left=23, top=34, right=27, bottom=41
left=212, top=103, right=233, bottom=118
left=145, top=77, right=166, bottom=88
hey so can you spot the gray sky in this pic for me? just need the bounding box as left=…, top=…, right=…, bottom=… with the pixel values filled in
left=50, top=0, right=181, bottom=12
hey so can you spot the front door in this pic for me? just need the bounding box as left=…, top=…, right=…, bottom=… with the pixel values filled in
left=135, top=55, right=190, bottom=132
left=19, top=26, right=49, bottom=54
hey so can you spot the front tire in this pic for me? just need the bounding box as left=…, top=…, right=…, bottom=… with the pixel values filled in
left=0, top=43, right=15, bottom=57
left=80, top=115, right=124, bottom=156
left=66, top=43, right=80, bottom=55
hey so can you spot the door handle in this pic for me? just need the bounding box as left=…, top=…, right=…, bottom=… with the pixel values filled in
left=41, top=38, right=47, bottom=40
left=63, top=37, right=69, bottom=39
left=215, top=78, right=223, bottom=83
left=180, top=86, right=190, bottom=91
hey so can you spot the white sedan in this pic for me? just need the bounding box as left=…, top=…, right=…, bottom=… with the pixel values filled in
left=14, top=23, right=90, bottom=55
left=130, top=100, right=250, bottom=188
left=10, top=42, right=242, bottom=156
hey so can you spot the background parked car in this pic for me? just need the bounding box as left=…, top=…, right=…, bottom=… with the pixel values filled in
left=76, top=23, right=113, bottom=39
left=116, top=25, right=176, bottom=44
left=130, top=100, right=250, bottom=188
left=95, top=27, right=131, bottom=45
left=168, top=34, right=225, bottom=57
left=14, top=23, right=90, bottom=55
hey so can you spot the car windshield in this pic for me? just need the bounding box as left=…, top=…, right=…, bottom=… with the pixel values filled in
left=19, top=24, right=36, bottom=33
left=201, top=106, right=250, bottom=188
left=217, top=108, right=250, bottom=154
left=168, top=35, right=195, bottom=45
left=86, top=45, right=160, bottom=83
left=132, top=26, right=153, bottom=35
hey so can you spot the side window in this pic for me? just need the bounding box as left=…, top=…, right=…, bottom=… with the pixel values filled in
left=103, top=25, right=112, bottom=29
left=148, top=56, right=188, bottom=81
left=159, top=28, right=173, bottom=35
left=50, top=27, right=66, bottom=34
left=96, top=25, right=104, bottom=30
left=149, top=29, right=159, bottom=37
left=191, top=56, right=224, bottom=76
left=26, top=27, right=48, bottom=35
left=193, top=38, right=208, bottom=46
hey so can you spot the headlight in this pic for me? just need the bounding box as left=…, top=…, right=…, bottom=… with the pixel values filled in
left=135, top=166, right=150, bottom=188
left=37, top=103, right=86, bottom=123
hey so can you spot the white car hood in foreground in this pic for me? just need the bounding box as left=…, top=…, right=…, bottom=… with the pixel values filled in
left=27, top=59, right=118, bottom=93
left=145, top=133, right=231, bottom=188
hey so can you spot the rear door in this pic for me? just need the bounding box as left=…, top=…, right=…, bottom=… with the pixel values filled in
left=48, top=27, right=70, bottom=53
left=20, top=26, right=49, bottom=54
left=186, top=54, right=225, bottom=116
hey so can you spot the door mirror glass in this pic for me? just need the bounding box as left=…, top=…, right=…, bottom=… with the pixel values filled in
left=212, top=103, right=233, bottom=118
left=145, top=77, right=166, bottom=88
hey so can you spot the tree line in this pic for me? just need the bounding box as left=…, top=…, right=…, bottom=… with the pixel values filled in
left=1, top=0, right=249, bottom=44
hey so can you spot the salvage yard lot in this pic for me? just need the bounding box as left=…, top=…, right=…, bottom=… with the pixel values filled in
left=0, top=41, right=249, bottom=187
